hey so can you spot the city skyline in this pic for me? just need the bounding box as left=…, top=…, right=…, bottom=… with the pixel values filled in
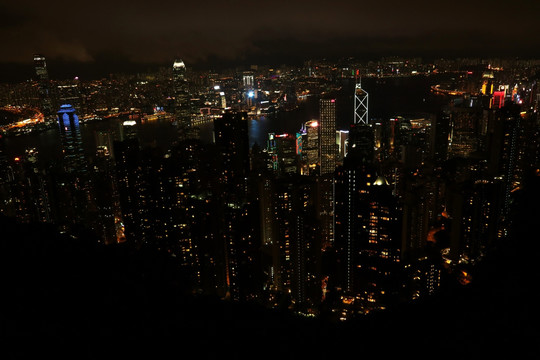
left=1, top=36, right=539, bottom=355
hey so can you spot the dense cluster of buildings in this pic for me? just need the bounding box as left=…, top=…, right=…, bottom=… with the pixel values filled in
left=0, top=55, right=539, bottom=320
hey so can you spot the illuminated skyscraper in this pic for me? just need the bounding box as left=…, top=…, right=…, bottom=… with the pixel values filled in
left=33, top=54, right=53, bottom=115
left=56, top=104, right=99, bottom=232
left=57, top=104, right=86, bottom=175
left=173, top=59, right=191, bottom=127
left=300, top=120, right=320, bottom=174
left=319, top=98, right=337, bottom=175
left=267, top=133, right=297, bottom=175
left=318, top=98, right=338, bottom=249
left=348, top=77, right=374, bottom=165
left=354, top=77, right=369, bottom=125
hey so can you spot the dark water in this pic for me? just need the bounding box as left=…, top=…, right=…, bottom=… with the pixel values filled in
left=3, top=75, right=449, bottom=163
left=246, top=74, right=449, bottom=147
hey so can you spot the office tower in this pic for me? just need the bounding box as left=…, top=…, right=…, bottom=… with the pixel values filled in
left=243, top=71, right=255, bottom=108
left=33, top=54, right=53, bottom=115
left=267, top=133, right=298, bottom=175
left=243, top=71, right=255, bottom=88
left=336, top=130, right=349, bottom=161
left=173, top=59, right=191, bottom=127
left=354, top=78, right=369, bottom=125
left=300, top=120, right=320, bottom=175
left=55, top=105, right=96, bottom=233
left=56, top=103, right=96, bottom=233
left=57, top=79, right=82, bottom=113
left=57, top=104, right=86, bottom=175
left=319, top=98, right=338, bottom=175
left=318, top=99, right=338, bottom=249
left=347, top=124, right=375, bottom=164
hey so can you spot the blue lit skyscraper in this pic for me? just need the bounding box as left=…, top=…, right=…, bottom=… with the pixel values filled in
left=57, top=104, right=86, bottom=175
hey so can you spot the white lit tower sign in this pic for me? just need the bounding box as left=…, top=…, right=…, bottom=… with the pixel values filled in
left=354, top=70, right=368, bottom=125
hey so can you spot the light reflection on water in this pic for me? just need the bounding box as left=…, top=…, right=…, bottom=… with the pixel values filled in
left=3, top=75, right=446, bottom=165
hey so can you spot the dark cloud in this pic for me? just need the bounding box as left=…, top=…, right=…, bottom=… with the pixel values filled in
left=1, top=0, right=539, bottom=76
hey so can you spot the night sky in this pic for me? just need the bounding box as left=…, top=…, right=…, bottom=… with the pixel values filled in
left=2, top=1, right=540, bottom=78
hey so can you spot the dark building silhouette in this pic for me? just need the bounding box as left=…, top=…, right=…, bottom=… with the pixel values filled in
left=214, top=111, right=250, bottom=196
left=33, top=54, right=53, bottom=116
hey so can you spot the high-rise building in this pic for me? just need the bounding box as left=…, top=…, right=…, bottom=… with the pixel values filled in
left=57, top=82, right=81, bottom=113
left=318, top=99, right=338, bottom=249
left=486, top=101, right=522, bottom=229
left=300, top=120, right=320, bottom=175
left=354, top=78, right=369, bottom=125
left=56, top=104, right=99, bottom=233
left=213, top=111, right=256, bottom=299
left=319, top=98, right=338, bottom=176
left=33, top=54, right=53, bottom=115
left=173, top=59, right=191, bottom=127
left=432, top=109, right=451, bottom=163
left=267, top=133, right=298, bottom=175
left=92, top=145, right=118, bottom=244
left=270, top=176, right=321, bottom=312
left=358, top=177, right=402, bottom=311
left=57, top=104, right=86, bottom=176
left=347, top=124, right=374, bottom=165
left=214, top=111, right=250, bottom=195
left=336, top=130, right=349, bottom=160
left=113, top=135, right=147, bottom=247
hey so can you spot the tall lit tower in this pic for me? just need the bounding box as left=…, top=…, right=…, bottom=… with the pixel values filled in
left=354, top=75, right=369, bottom=125
left=319, top=98, right=338, bottom=175
left=318, top=98, right=338, bottom=249
left=57, top=104, right=86, bottom=175
left=33, top=54, right=53, bottom=115
left=172, top=59, right=191, bottom=127
left=56, top=104, right=96, bottom=232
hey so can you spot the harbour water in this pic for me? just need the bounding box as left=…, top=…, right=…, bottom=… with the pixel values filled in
left=3, top=74, right=449, bottom=164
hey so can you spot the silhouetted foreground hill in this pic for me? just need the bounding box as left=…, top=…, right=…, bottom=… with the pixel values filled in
left=1, top=176, right=539, bottom=358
